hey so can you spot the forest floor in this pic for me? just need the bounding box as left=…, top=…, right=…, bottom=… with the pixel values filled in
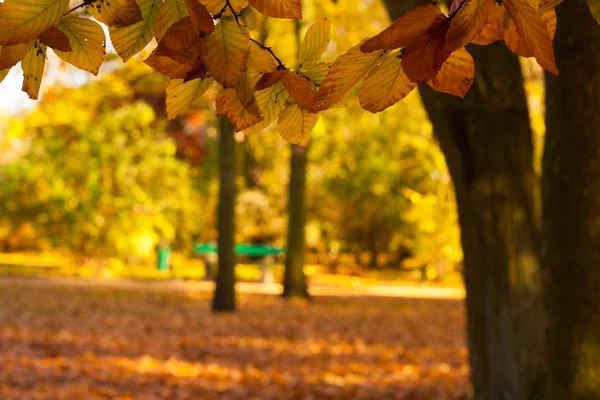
left=0, top=276, right=469, bottom=400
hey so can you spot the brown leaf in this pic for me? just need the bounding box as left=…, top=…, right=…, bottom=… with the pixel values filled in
left=156, top=17, right=201, bottom=58
left=144, top=49, right=195, bottom=79
left=248, top=0, right=301, bottom=19
left=185, top=0, right=215, bottom=34
left=39, top=26, right=72, bottom=52
left=254, top=70, right=283, bottom=90
left=444, top=0, right=492, bottom=53
left=427, top=47, right=474, bottom=98
left=281, top=70, right=316, bottom=110
left=360, top=5, right=446, bottom=53
left=402, top=21, right=451, bottom=83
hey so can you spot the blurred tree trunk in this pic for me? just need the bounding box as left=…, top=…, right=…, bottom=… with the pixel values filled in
left=383, top=2, right=545, bottom=399
left=543, top=2, right=600, bottom=398
left=282, top=20, right=310, bottom=299
left=282, top=144, right=310, bottom=298
left=212, top=115, right=237, bottom=312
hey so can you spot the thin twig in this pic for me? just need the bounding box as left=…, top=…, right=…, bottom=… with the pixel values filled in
left=68, top=1, right=89, bottom=14
left=224, top=0, right=240, bottom=23
left=250, top=38, right=285, bottom=68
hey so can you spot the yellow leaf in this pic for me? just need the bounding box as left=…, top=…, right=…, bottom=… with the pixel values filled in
left=202, top=19, right=250, bottom=87
left=0, top=41, right=35, bottom=70
left=0, top=0, right=69, bottom=45
left=55, top=16, right=106, bottom=75
left=235, top=68, right=262, bottom=117
left=248, top=0, right=301, bottom=19
left=313, top=44, right=384, bottom=112
left=0, top=69, right=9, bottom=84
left=244, top=81, right=288, bottom=136
left=298, top=18, right=330, bottom=70
left=303, top=62, right=329, bottom=85
left=21, top=41, right=46, bottom=100
left=216, top=88, right=262, bottom=131
left=201, top=0, right=248, bottom=14
left=166, top=77, right=214, bottom=119
left=427, top=47, right=474, bottom=98
left=277, top=103, right=318, bottom=147
left=153, top=0, right=188, bottom=42
left=86, top=0, right=143, bottom=28
left=247, top=41, right=277, bottom=73
left=109, top=0, right=160, bottom=62
left=503, top=0, right=557, bottom=74
left=358, top=51, right=417, bottom=113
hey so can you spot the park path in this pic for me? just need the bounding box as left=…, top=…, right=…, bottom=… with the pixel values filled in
left=0, top=275, right=464, bottom=299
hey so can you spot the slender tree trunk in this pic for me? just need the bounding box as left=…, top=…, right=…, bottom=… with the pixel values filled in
left=282, top=144, right=310, bottom=298
left=212, top=115, right=237, bottom=312
left=543, top=2, right=600, bottom=398
left=383, top=2, right=545, bottom=398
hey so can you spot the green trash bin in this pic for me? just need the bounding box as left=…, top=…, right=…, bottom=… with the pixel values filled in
left=156, top=247, right=171, bottom=272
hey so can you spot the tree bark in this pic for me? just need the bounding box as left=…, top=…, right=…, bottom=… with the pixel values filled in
left=282, top=144, right=310, bottom=299
left=383, top=2, right=545, bottom=398
left=543, top=2, right=600, bottom=398
left=212, top=115, right=237, bottom=312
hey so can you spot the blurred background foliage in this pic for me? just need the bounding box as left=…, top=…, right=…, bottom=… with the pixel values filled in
left=0, top=0, right=545, bottom=281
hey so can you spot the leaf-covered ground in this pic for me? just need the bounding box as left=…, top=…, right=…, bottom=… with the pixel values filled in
left=0, top=278, right=469, bottom=399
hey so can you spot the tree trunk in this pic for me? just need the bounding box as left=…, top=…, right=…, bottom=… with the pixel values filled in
left=543, top=2, right=600, bottom=398
left=282, top=144, right=310, bottom=299
left=383, top=2, right=545, bottom=398
left=212, top=115, right=237, bottom=312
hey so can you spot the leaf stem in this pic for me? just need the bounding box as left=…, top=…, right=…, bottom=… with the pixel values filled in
left=250, top=38, right=285, bottom=69
left=224, top=0, right=240, bottom=23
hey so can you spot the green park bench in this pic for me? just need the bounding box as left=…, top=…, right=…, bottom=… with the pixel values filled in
left=194, top=243, right=285, bottom=283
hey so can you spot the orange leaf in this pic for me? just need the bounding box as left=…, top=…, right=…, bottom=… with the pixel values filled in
left=503, top=0, right=557, bottom=74
left=313, top=44, right=384, bottom=112
left=281, top=70, right=316, bottom=110
left=402, top=21, right=451, bottom=83
left=235, top=68, right=262, bottom=117
left=185, top=0, right=215, bottom=34
left=360, top=5, right=446, bottom=53
left=0, top=41, right=34, bottom=70
left=472, top=2, right=505, bottom=45
left=216, top=88, right=262, bottom=131
left=248, top=0, right=301, bottom=19
left=444, top=0, right=492, bottom=53
left=254, top=70, right=283, bottom=90
left=427, top=47, right=474, bottom=98
left=39, top=26, right=72, bottom=52
left=358, top=51, right=417, bottom=113
left=156, top=17, right=200, bottom=57
left=145, top=49, right=195, bottom=79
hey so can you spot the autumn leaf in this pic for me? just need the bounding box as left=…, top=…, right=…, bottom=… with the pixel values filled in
left=248, top=0, right=302, bottom=19
left=0, top=42, right=35, bottom=70
left=145, top=48, right=196, bottom=79
left=503, top=0, right=558, bottom=74
left=21, top=41, right=47, bottom=100
left=202, top=20, right=250, bottom=88
left=0, top=0, right=69, bottom=45
left=358, top=51, right=417, bottom=113
left=244, top=81, right=288, bottom=136
left=39, top=27, right=72, bottom=52
left=109, top=0, right=161, bottom=62
left=444, top=0, right=492, bottom=53
left=472, top=2, right=505, bottom=45
left=55, top=17, right=106, bottom=75
left=216, top=88, right=262, bottom=131
left=86, top=0, right=144, bottom=28
left=313, top=44, right=385, bottom=112
left=235, top=68, right=262, bottom=117
left=0, top=69, right=8, bottom=84
left=255, top=71, right=283, bottom=90
left=298, top=18, right=331, bottom=70
left=402, top=20, right=451, bottom=83
left=166, top=77, right=214, bottom=118
left=427, top=47, right=474, bottom=98
left=281, top=70, right=316, bottom=110
left=153, top=0, right=189, bottom=42
left=303, top=62, right=329, bottom=85
left=360, top=5, right=446, bottom=53
left=185, top=0, right=215, bottom=34
left=201, top=0, right=248, bottom=14
left=247, top=41, right=278, bottom=73
left=278, top=103, right=318, bottom=147
left=156, top=17, right=200, bottom=58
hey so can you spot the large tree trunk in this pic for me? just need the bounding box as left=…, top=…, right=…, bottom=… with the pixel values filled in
left=384, top=2, right=545, bottom=398
left=282, top=144, right=310, bottom=298
left=212, top=115, right=237, bottom=312
left=543, top=2, right=600, bottom=398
